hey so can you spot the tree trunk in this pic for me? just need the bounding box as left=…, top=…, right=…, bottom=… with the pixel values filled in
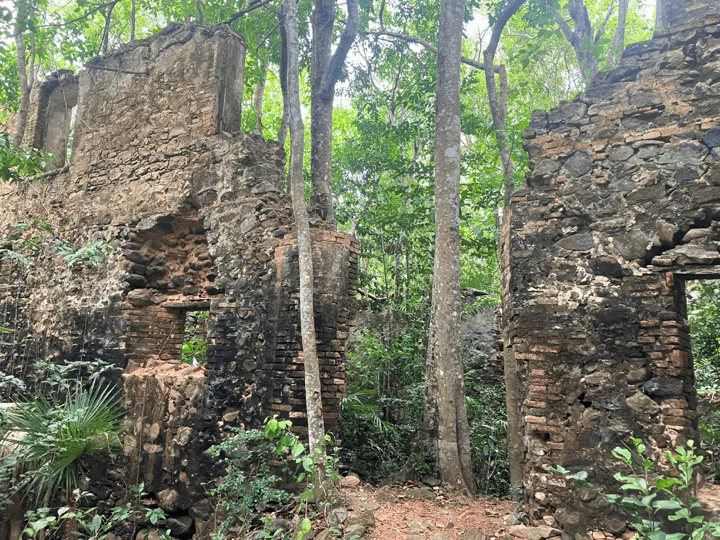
left=278, top=2, right=290, bottom=149
left=309, top=0, right=359, bottom=224
left=12, top=0, right=30, bottom=147
left=253, top=64, right=269, bottom=134
left=503, top=334, right=524, bottom=490
left=607, top=0, right=629, bottom=66
left=101, top=2, right=118, bottom=54
left=655, top=0, right=666, bottom=34
left=310, top=0, right=336, bottom=223
left=553, top=0, right=599, bottom=87
left=130, top=0, right=137, bottom=40
left=425, top=0, right=476, bottom=495
left=283, top=0, right=327, bottom=484
left=482, top=0, right=526, bottom=490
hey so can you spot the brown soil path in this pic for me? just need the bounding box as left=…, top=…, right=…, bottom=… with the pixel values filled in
left=341, top=484, right=517, bottom=540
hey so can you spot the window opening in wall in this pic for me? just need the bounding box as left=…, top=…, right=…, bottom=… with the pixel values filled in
left=182, top=310, right=209, bottom=367
left=685, top=280, right=720, bottom=486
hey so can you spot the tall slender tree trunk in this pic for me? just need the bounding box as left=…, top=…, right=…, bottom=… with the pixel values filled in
left=253, top=64, right=270, bottom=134
left=425, top=0, right=476, bottom=495
left=309, top=0, right=359, bottom=224
left=278, top=2, right=290, bottom=149
left=101, top=2, right=118, bottom=54
left=130, top=0, right=137, bottom=40
left=310, top=0, right=337, bottom=223
left=607, top=0, right=629, bottom=66
left=283, top=0, right=327, bottom=484
left=12, top=0, right=30, bottom=147
left=482, top=0, right=527, bottom=491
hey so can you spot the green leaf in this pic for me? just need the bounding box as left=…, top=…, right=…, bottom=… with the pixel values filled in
left=653, top=500, right=683, bottom=511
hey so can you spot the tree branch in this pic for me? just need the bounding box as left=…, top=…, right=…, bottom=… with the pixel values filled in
left=39, top=1, right=119, bottom=28
left=552, top=10, right=577, bottom=46
left=361, top=30, right=501, bottom=73
left=224, top=0, right=275, bottom=24
left=482, top=0, right=527, bottom=206
left=594, top=0, right=616, bottom=44
left=320, top=0, right=360, bottom=98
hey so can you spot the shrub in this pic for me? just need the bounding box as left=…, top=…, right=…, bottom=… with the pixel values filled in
left=22, top=485, right=170, bottom=540
left=550, top=439, right=720, bottom=540
left=2, top=382, right=126, bottom=507
left=209, top=419, right=298, bottom=538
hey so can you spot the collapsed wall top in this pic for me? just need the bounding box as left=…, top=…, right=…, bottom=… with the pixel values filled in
left=659, top=0, right=720, bottom=34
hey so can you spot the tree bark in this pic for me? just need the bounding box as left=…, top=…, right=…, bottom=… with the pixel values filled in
left=101, top=1, right=119, bottom=54
left=283, top=0, right=327, bottom=484
left=552, top=0, right=602, bottom=87
left=425, top=0, right=476, bottom=495
left=607, top=0, right=629, bottom=66
left=253, top=64, right=269, bottom=134
left=482, top=0, right=526, bottom=490
left=278, top=2, right=290, bottom=148
left=130, top=0, right=136, bottom=40
left=309, top=0, right=359, bottom=224
left=12, top=0, right=30, bottom=147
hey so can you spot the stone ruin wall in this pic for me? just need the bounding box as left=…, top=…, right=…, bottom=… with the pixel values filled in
left=0, top=24, right=358, bottom=537
left=503, top=0, right=720, bottom=534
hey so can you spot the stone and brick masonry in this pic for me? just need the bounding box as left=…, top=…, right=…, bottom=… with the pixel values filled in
left=502, top=0, right=720, bottom=535
left=0, top=24, right=357, bottom=536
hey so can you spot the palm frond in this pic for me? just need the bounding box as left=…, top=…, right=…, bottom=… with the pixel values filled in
left=2, top=382, right=126, bottom=507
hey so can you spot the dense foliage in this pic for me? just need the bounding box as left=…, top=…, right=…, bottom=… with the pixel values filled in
left=687, top=282, right=720, bottom=482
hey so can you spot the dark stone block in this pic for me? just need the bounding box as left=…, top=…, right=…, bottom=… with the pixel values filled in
left=126, top=251, right=151, bottom=265
left=644, top=377, right=684, bottom=396
left=124, top=274, right=147, bottom=288
left=590, top=258, right=624, bottom=278
left=564, top=152, right=594, bottom=177
left=556, top=234, right=595, bottom=251
left=703, top=126, right=720, bottom=148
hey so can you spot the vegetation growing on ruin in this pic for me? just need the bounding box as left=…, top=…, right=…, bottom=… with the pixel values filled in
left=1, top=0, right=720, bottom=539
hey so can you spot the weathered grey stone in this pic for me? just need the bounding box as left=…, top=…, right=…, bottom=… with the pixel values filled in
left=344, top=524, right=366, bottom=539
left=508, top=525, right=561, bottom=540
left=124, top=273, right=148, bottom=288
left=126, top=289, right=153, bottom=307
left=548, top=102, right=588, bottom=123
left=625, top=184, right=665, bottom=205
left=127, top=251, right=151, bottom=265
left=657, top=220, right=679, bottom=246
left=626, top=392, right=661, bottom=415
left=188, top=498, right=214, bottom=521
left=157, top=489, right=179, bottom=512
left=556, top=234, right=595, bottom=251
left=644, top=377, right=684, bottom=396
left=329, top=507, right=349, bottom=525
left=347, top=510, right=376, bottom=529
left=703, top=126, right=720, bottom=148
left=613, top=230, right=650, bottom=260
left=166, top=516, right=193, bottom=536
left=404, top=487, right=436, bottom=500
left=564, top=152, right=593, bottom=177
left=609, top=146, right=635, bottom=162
left=422, top=475, right=441, bottom=487
left=682, top=228, right=712, bottom=242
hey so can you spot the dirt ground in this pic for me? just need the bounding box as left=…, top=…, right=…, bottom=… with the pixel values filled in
left=341, top=483, right=517, bottom=540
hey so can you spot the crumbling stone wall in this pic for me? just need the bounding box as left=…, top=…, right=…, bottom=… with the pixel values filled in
left=503, top=0, right=720, bottom=534
left=0, top=23, right=357, bottom=536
